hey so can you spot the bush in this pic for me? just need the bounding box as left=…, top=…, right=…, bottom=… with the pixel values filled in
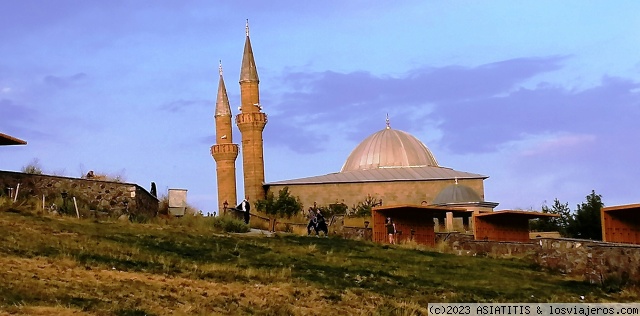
left=21, top=158, right=44, bottom=175
left=350, top=194, right=383, bottom=217
left=255, top=187, right=303, bottom=218
left=212, top=216, right=250, bottom=233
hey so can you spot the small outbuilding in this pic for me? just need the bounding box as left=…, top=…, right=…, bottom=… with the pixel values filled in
left=473, top=210, right=559, bottom=242
left=601, top=203, right=640, bottom=245
left=372, top=204, right=471, bottom=246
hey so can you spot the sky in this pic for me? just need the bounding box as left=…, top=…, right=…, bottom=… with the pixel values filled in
left=1, top=1, right=639, bottom=215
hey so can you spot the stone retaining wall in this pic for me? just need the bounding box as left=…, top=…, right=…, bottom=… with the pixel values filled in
left=0, top=170, right=158, bottom=218
left=436, top=233, right=640, bottom=285
left=342, top=226, right=372, bottom=241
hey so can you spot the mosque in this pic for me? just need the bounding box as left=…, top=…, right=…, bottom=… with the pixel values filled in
left=211, top=22, right=498, bottom=229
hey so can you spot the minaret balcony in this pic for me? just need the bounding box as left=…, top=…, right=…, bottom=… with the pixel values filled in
left=236, top=112, right=267, bottom=132
left=211, top=144, right=239, bottom=161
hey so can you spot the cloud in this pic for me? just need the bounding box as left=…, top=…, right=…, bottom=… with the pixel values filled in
left=160, top=99, right=213, bottom=113
left=266, top=56, right=570, bottom=153
left=518, top=133, right=597, bottom=157
left=0, top=98, right=56, bottom=141
left=436, top=75, right=640, bottom=153
left=43, top=73, right=87, bottom=89
left=0, top=99, right=36, bottom=124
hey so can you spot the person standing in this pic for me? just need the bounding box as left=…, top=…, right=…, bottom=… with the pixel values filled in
left=238, top=196, right=250, bottom=225
left=315, top=209, right=328, bottom=237
left=385, top=217, right=396, bottom=244
left=306, top=207, right=317, bottom=236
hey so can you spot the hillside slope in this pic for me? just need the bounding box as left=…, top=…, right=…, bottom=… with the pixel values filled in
left=0, top=208, right=637, bottom=315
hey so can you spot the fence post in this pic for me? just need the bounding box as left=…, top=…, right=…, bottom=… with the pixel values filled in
left=73, top=197, right=80, bottom=218
left=13, top=183, right=20, bottom=202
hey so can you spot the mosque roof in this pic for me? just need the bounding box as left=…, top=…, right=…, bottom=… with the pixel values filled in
left=341, top=123, right=438, bottom=172
left=266, top=166, right=487, bottom=185
left=430, top=182, right=499, bottom=209
left=267, top=118, right=488, bottom=185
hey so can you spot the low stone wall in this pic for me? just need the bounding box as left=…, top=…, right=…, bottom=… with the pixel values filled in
left=587, top=244, right=640, bottom=285
left=0, top=170, right=158, bottom=218
left=437, top=234, right=640, bottom=285
left=342, top=226, right=372, bottom=241
left=533, top=238, right=603, bottom=275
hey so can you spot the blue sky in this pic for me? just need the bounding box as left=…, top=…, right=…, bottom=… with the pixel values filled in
left=1, top=1, right=639, bottom=214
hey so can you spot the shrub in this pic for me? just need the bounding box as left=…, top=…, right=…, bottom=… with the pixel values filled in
left=212, top=216, right=250, bottom=233
left=21, top=158, right=43, bottom=174
left=316, top=202, right=348, bottom=219
left=350, top=194, right=383, bottom=217
left=255, top=187, right=303, bottom=218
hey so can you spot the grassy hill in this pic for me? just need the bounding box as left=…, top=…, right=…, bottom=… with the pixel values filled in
left=0, top=206, right=638, bottom=315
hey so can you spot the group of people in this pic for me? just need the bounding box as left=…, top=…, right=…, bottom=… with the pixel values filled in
left=235, top=197, right=401, bottom=245
left=235, top=197, right=329, bottom=237
left=306, top=203, right=329, bottom=237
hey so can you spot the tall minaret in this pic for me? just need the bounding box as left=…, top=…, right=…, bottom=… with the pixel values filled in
left=211, top=61, right=239, bottom=213
left=236, top=20, right=267, bottom=201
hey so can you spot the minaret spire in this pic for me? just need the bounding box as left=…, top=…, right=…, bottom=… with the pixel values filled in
left=214, top=61, right=231, bottom=118
left=239, top=20, right=259, bottom=86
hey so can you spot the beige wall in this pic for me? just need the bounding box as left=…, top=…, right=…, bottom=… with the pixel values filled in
left=266, top=178, right=485, bottom=210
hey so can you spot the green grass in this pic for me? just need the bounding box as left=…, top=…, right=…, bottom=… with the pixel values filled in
left=0, top=206, right=638, bottom=315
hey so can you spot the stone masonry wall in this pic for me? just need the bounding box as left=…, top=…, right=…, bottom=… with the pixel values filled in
left=267, top=177, right=485, bottom=212
left=339, top=226, right=640, bottom=284
left=0, top=170, right=158, bottom=218
left=437, top=234, right=640, bottom=285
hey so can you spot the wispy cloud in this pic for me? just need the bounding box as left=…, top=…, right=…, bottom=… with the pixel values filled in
left=43, top=73, right=87, bottom=89
left=160, top=99, right=213, bottom=113
left=266, top=56, right=574, bottom=153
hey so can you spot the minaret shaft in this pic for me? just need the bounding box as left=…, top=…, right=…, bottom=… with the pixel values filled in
left=212, top=62, right=239, bottom=213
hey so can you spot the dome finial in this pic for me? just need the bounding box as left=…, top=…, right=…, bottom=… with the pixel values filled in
left=219, top=60, right=223, bottom=76
left=385, top=113, right=390, bottom=129
left=245, top=19, right=249, bottom=37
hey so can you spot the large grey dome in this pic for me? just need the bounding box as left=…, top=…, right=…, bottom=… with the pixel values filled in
left=341, top=127, right=438, bottom=172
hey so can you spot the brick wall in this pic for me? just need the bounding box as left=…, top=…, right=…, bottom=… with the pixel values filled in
left=0, top=170, right=158, bottom=218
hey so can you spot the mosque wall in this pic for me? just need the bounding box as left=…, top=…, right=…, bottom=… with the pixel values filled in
left=266, top=178, right=484, bottom=210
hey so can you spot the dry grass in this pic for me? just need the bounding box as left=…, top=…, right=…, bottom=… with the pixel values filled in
left=1, top=205, right=638, bottom=315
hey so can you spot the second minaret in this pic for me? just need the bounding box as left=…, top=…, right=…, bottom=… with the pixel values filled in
left=236, top=21, right=267, bottom=201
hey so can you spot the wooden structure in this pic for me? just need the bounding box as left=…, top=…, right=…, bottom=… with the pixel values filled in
left=601, top=203, right=640, bottom=245
left=473, top=210, right=559, bottom=242
left=372, top=205, right=470, bottom=246
left=0, top=133, right=26, bottom=146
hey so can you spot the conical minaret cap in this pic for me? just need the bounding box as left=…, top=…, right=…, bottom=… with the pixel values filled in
left=240, top=20, right=259, bottom=83
left=215, top=61, right=231, bottom=117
